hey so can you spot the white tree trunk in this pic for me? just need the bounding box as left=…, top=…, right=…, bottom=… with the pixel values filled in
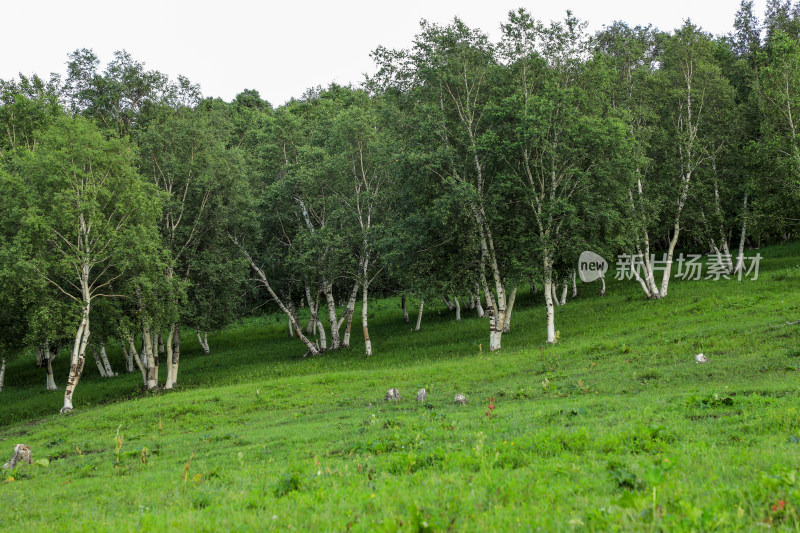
left=62, top=300, right=90, bottom=413
left=99, top=342, right=114, bottom=377
left=0, top=358, right=5, bottom=392
left=92, top=345, right=107, bottom=377
left=324, top=282, right=340, bottom=349
left=142, top=324, right=157, bottom=390
left=171, top=325, right=181, bottom=387
left=600, top=275, right=606, bottom=296
left=415, top=297, right=424, bottom=331
left=628, top=178, right=665, bottom=299
left=442, top=295, right=455, bottom=312
left=544, top=258, right=556, bottom=344
left=502, top=286, right=517, bottom=333
left=164, top=326, right=175, bottom=390
left=480, top=271, right=501, bottom=351
left=127, top=336, right=147, bottom=384
left=475, top=290, right=484, bottom=318
left=196, top=330, right=210, bottom=355
left=231, top=237, right=320, bottom=356
left=338, top=282, right=359, bottom=348
left=734, top=192, right=748, bottom=275
left=571, top=271, right=578, bottom=298
left=401, top=294, right=409, bottom=323
left=560, top=278, right=568, bottom=305
left=544, top=282, right=556, bottom=343
left=45, top=355, right=57, bottom=390
left=362, top=282, right=372, bottom=357
left=121, top=340, right=133, bottom=373
left=152, top=331, right=160, bottom=385
left=453, top=296, right=461, bottom=321
left=710, top=158, right=734, bottom=273
left=38, top=343, right=58, bottom=390
left=550, top=278, right=561, bottom=306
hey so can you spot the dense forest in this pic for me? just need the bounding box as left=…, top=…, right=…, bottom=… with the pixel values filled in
left=0, top=1, right=798, bottom=413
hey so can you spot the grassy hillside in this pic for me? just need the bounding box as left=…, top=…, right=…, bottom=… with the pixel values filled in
left=1, top=244, right=799, bottom=531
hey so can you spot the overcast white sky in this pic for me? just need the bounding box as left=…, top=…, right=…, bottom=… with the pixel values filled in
left=2, top=1, right=766, bottom=106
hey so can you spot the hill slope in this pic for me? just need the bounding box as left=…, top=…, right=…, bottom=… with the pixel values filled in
left=1, top=244, right=799, bottom=531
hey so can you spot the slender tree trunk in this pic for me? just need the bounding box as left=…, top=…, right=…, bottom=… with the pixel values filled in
left=560, top=278, right=568, bottom=305
left=415, top=297, right=424, bottom=331
left=196, top=330, right=210, bottom=355
left=480, top=269, right=500, bottom=350
left=571, top=271, right=578, bottom=298
left=551, top=278, right=561, bottom=306
left=474, top=287, right=484, bottom=318
left=544, top=256, right=556, bottom=344
left=629, top=180, right=663, bottom=299
left=734, top=192, right=748, bottom=276
left=477, top=221, right=506, bottom=351
left=45, top=354, right=57, bottom=390
left=164, top=326, right=175, bottom=390
left=401, top=294, right=409, bottom=323
left=453, top=296, right=461, bottom=321
left=171, top=325, right=181, bottom=387
left=232, top=237, right=320, bottom=356
left=143, top=324, right=157, bottom=390
left=121, top=340, right=133, bottom=373
left=152, top=332, right=160, bottom=385
left=62, top=297, right=90, bottom=413
left=324, top=282, right=340, bottom=349
left=600, top=275, right=606, bottom=296
left=305, top=286, right=326, bottom=350
left=0, top=358, right=5, bottom=392
left=338, top=282, right=359, bottom=348
left=99, top=342, right=113, bottom=377
left=657, top=170, right=693, bottom=298
left=305, top=287, right=319, bottom=335
left=37, top=343, right=58, bottom=390
left=442, top=295, right=455, bottom=312
left=502, top=286, right=517, bottom=333
left=127, top=335, right=147, bottom=384
left=362, top=282, right=372, bottom=357
left=92, top=345, right=107, bottom=377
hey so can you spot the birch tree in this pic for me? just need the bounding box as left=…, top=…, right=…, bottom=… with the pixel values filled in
left=138, top=100, right=245, bottom=387
left=14, top=115, right=161, bottom=412
left=498, top=9, right=628, bottom=342
left=373, top=19, right=514, bottom=350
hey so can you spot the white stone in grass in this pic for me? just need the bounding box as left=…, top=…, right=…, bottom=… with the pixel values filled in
left=454, top=393, right=468, bottom=405
left=416, top=388, right=427, bottom=402
left=695, top=353, right=708, bottom=363
left=385, top=388, right=401, bottom=401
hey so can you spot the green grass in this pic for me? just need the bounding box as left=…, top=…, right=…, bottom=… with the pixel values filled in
left=1, top=244, right=799, bottom=531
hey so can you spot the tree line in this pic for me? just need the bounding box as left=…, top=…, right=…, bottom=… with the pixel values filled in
left=0, top=1, right=797, bottom=412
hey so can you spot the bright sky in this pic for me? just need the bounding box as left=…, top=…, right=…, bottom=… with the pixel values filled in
left=2, top=1, right=766, bottom=106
